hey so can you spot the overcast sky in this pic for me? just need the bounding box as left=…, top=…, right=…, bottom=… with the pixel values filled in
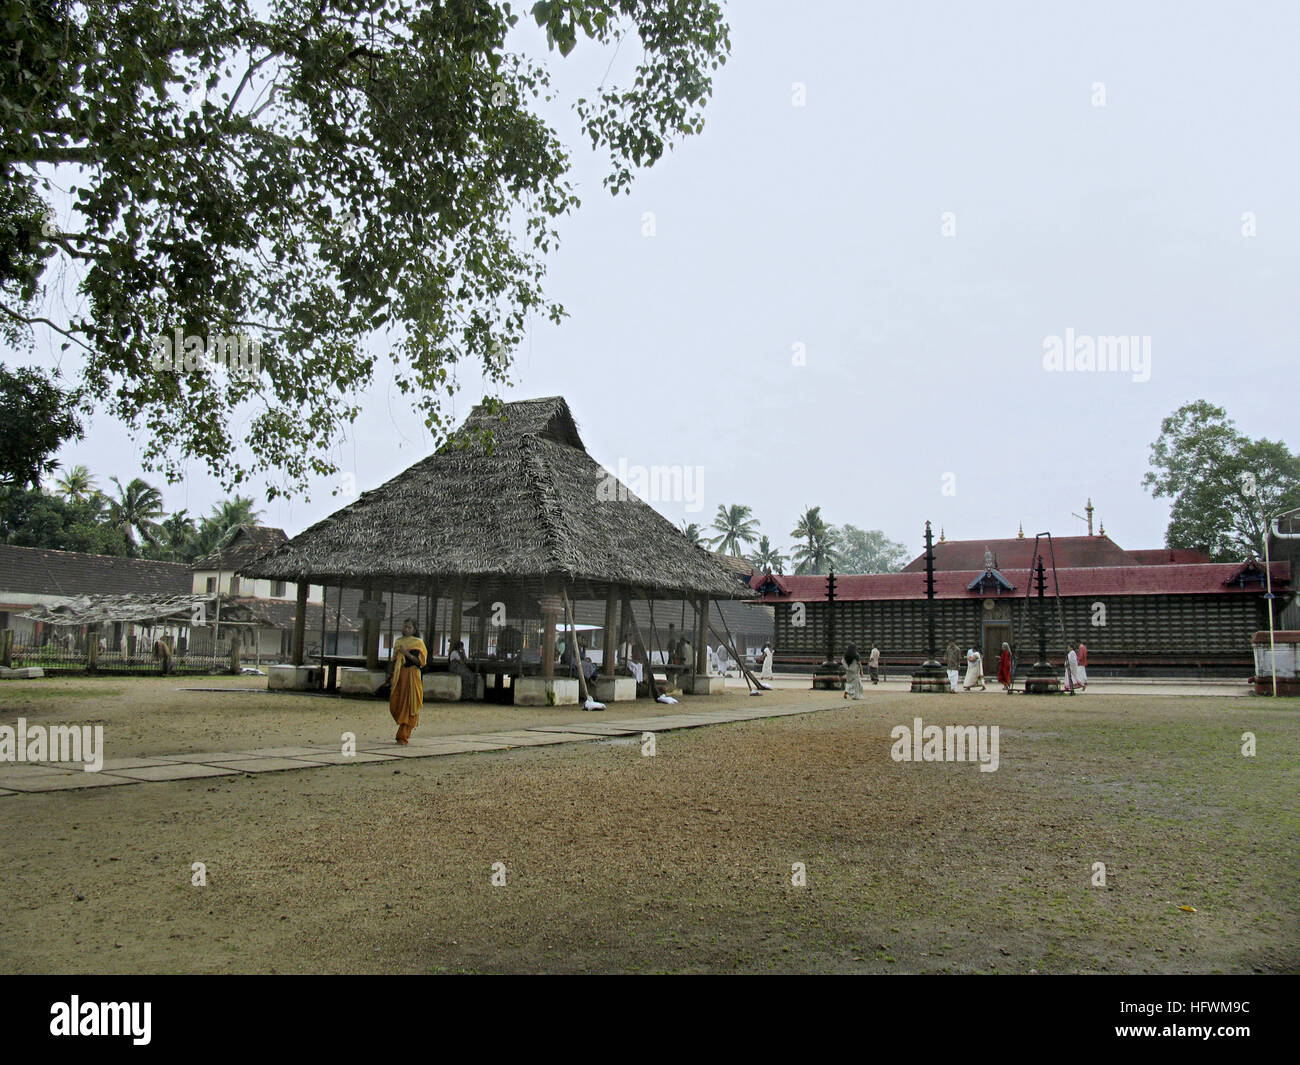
left=38, top=0, right=1300, bottom=561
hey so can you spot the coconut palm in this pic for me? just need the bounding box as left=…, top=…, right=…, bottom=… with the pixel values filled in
left=55, top=464, right=96, bottom=503
left=679, top=521, right=704, bottom=546
left=790, top=506, right=840, bottom=575
left=105, top=477, right=165, bottom=556
left=707, top=503, right=760, bottom=557
left=197, top=496, right=265, bottom=554
left=749, top=535, right=789, bottom=574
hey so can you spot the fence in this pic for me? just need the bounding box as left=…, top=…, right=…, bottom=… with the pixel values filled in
left=1, top=628, right=249, bottom=676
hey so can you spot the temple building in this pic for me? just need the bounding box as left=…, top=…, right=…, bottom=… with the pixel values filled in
left=751, top=531, right=1291, bottom=677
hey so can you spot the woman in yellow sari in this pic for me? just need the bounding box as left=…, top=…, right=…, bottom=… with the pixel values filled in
left=389, top=619, right=427, bottom=744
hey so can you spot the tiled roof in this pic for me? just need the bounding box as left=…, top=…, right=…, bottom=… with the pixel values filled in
left=0, top=544, right=191, bottom=598
left=750, top=562, right=1291, bottom=602
left=192, top=526, right=288, bottom=571
left=901, top=535, right=1138, bottom=572
left=1129, top=548, right=1212, bottom=565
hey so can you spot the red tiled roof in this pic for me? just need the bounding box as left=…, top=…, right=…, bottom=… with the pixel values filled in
left=751, top=562, right=1290, bottom=602
left=1128, top=548, right=1212, bottom=565
left=0, top=544, right=191, bottom=598
left=900, top=535, right=1138, bottom=572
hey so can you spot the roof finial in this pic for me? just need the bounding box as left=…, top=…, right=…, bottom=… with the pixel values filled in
left=1018, top=522, right=1025, bottom=539
left=938, top=527, right=946, bottom=543
left=1086, top=498, right=1095, bottom=536
left=1099, top=518, right=1105, bottom=537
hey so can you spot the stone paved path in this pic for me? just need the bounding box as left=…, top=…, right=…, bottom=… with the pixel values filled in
left=0, top=700, right=840, bottom=795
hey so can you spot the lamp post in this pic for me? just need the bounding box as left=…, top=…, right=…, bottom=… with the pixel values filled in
left=1023, top=556, right=1061, bottom=694
left=910, top=521, right=949, bottom=692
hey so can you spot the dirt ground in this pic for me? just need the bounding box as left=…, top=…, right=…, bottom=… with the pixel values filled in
left=1, top=677, right=1296, bottom=973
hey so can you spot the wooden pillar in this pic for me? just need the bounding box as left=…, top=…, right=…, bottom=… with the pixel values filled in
left=425, top=585, right=437, bottom=651
left=449, top=583, right=464, bottom=652
left=539, top=592, right=560, bottom=679
left=364, top=588, right=382, bottom=670
left=475, top=590, right=489, bottom=656
left=695, top=595, right=709, bottom=675
left=291, top=581, right=308, bottom=665
left=601, top=584, right=619, bottom=677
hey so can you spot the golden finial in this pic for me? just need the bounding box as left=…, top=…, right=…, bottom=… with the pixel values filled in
left=1099, top=519, right=1105, bottom=537
left=1018, top=522, right=1025, bottom=539
left=938, top=527, right=946, bottom=543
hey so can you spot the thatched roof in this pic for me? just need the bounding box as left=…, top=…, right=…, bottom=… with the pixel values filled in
left=242, top=397, right=751, bottom=600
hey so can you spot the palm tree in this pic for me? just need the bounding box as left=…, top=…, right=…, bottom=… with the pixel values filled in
left=106, top=477, right=165, bottom=556
left=707, top=503, right=760, bottom=557
left=790, top=506, right=839, bottom=575
left=197, top=496, right=265, bottom=554
left=749, top=535, right=788, bottom=574
left=679, top=521, right=704, bottom=546
left=55, top=464, right=96, bottom=503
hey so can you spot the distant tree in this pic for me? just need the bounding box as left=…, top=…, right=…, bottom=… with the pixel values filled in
left=54, top=463, right=96, bottom=503
left=105, top=476, right=165, bottom=556
left=147, top=508, right=202, bottom=563
left=1143, top=401, right=1300, bottom=561
left=790, top=506, right=839, bottom=575
left=749, top=534, right=788, bottom=574
left=196, top=496, right=265, bottom=556
left=834, top=525, right=909, bottom=574
left=679, top=521, right=704, bottom=546
left=0, top=365, right=82, bottom=490
left=0, top=487, right=128, bottom=555
left=708, top=503, right=759, bottom=557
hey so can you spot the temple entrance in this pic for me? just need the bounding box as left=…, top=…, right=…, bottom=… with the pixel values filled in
left=983, top=621, right=1012, bottom=668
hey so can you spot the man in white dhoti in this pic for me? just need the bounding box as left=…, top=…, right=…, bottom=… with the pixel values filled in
left=945, top=642, right=962, bottom=692
left=963, top=647, right=986, bottom=691
left=760, top=643, right=774, bottom=680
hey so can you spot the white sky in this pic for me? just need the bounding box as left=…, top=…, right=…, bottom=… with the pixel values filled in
left=36, top=0, right=1300, bottom=559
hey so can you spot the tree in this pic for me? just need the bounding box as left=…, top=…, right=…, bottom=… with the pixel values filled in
left=147, top=507, right=202, bottom=562
left=105, top=476, right=165, bottom=555
left=707, top=503, right=759, bottom=557
left=0, top=485, right=128, bottom=554
left=4, top=1, right=730, bottom=498
left=1142, top=400, right=1300, bottom=561
left=790, top=506, right=839, bottom=575
left=834, top=525, right=908, bottom=574
left=749, top=534, right=788, bottom=575
left=196, top=496, right=264, bottom=555
left=679, top=521, right=703, bottom=546
left=0, top=364, right=82, bottom=489
left=54, top=463, right=95, bottom=502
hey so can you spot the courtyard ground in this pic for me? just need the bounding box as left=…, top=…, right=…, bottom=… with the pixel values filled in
left=0, top=676, right=1295, bottom=973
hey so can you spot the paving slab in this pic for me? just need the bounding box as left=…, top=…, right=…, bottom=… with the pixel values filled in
left=297, top=751, right=397, bottom=765
left=420, top=740, right=516, bottom=756
left=98, top=757, right=189, bottom=772
left=526, top=724, right=644, bottom=736
left=0, top=772, right=141, bottom=792
left=239, top=746, right=342, bottom=758
left=358, top=744, right=449, bottom=758
left=469, top=730, right=602, bottom=747
left=200, top=757, right=329, bottom=773
left=161, top=751, right=265, bottom=762
left=0, top=788, right=16, bottom=796
left=109, top=763, right=240, bottom=782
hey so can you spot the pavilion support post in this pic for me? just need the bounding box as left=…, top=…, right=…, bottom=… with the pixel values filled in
left=540, top=594, right=559, bottom=679
left=601, top=584, right=619, bottom=677
left=449, top=583, right=464, bottom=652
left=425, top=585, right=438, bottom=652
left=695, top=595, right=709, bottom=676
left=291, top=581, right=308, bottom=666
left=364, top=588, right=382, bottom=671
left=476, top=588, right=489, bottom=656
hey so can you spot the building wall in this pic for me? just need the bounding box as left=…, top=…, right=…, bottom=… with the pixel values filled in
left=190, top=571, right=323, bottom=602
left=774, top=594, right=1267, bottom=665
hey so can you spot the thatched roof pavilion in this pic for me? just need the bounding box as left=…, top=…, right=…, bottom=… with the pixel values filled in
left=243, top=397, right=752, bottom=693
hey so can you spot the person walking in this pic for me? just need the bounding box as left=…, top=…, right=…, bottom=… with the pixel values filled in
left=1064, top=641, right=1083, bottom=692
left=868, top=643, right=881, bottom=684
left=963, top=646, right=986, bottom=691
left=842, top=642, right=863, bottom=700
left=1075, top=640, right=1089, bottom=690
left=389, top=619, right=427, bottom=744
left=997, top=642, right=1013, bottom=692
left=760, top=643, right=774, bottom=680
left=945, top=641, right=962, bottom=693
